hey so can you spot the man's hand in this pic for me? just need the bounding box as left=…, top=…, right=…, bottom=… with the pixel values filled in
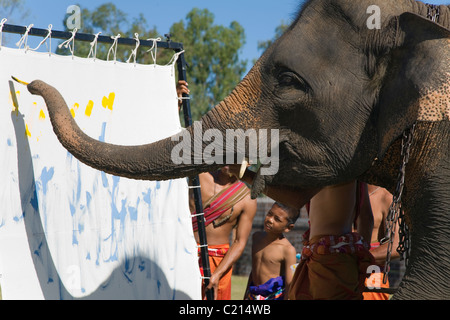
left=176, top=80, right=190, bottom=108
left=206, top=273, right=219, bottom=300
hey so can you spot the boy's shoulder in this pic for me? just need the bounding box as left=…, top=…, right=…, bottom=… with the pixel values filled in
left=274, top=236, right=296, bottom=256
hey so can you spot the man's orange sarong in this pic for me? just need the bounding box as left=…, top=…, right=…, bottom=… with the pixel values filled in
left=363, top=242, right=390, bottom=300
left=198, top=244, right=232, bottom=300
left=288, top=232, right=374, bottom=300
left=192, top=181, right=250, bottom=300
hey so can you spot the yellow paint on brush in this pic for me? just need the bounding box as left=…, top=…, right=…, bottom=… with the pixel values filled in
left=39, top=110, right=46, bottom=120
left=102, top=92, right=115, bottom=111
left=11, top=76, right=29, bottom=86
left=85, top=100, right=94, bottom=117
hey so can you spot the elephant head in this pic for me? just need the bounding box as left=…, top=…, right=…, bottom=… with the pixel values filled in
left=28, top=0, right=450, bottom=299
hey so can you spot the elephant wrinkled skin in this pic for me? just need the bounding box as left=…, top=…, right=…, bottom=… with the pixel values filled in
left=26, top=0, right=450, bottom=299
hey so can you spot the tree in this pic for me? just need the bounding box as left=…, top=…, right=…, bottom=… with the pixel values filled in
left=0, top=0, right=28, bottom=21
left=170, top=8, right=247, bottom=119
left=0, top=0, right=29, bottom=45
left=57, top=4, right=247, bottom=120
left=57, top=3, right=172, bottom=65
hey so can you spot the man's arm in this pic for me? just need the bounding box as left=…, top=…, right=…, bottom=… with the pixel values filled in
left=355, top=182, right=374, bottom=245
left=205, top=196, right=257, bottom=296
left=370, top=191, right=400, bottom=264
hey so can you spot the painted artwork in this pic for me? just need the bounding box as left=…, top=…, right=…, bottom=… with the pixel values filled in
left=0, top=46, right=200, bottom=300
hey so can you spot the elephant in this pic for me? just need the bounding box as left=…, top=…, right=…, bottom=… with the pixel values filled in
left=23, top=0, right=449, bottom=299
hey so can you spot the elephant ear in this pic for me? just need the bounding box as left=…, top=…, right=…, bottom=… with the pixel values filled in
left=376, top=12, right=450, bottom=158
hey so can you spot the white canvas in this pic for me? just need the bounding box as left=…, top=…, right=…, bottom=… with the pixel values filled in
left=0, top=46, right=200, bottom=300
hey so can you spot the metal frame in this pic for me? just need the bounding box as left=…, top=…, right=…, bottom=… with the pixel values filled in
left=1, top=23, right=213, bottom=300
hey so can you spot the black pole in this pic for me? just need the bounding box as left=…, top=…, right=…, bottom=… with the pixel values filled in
left=1, top=24, right=184, bottom=50
left=175, top=49, right=214, bottom=301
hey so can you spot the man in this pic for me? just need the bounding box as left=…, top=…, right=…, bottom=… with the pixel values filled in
left=190, top=167, right=257, bottom=300
left=232, top=167, right=374, bottom=300
left=290, top=181, right=374, bottom=300
left=177, top=81, right=257, bottom=300
left=362, top=184, right=398, bottom=300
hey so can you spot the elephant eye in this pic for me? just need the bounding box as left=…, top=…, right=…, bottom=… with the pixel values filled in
left=277, top=70, right=310, bottom=92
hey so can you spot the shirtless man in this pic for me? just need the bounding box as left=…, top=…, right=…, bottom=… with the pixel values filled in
left=190, top=167, right=257, bottom=300
left=177, top=81, right=257, bottom=299
left=231, top=167, right=374, bottom=300
left=362, top=184, right=398, bottom=300
left=245, top=202, right=298, bottom=300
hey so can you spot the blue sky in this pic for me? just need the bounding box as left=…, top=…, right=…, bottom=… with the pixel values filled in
left=3, top=0, right=449, bottom=70
left=8, top=0, right=301, bottom=66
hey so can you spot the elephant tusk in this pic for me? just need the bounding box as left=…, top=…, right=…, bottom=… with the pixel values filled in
left=239, top=158, right=249, bottom=179
left=11, top=76, right=30, bottom=86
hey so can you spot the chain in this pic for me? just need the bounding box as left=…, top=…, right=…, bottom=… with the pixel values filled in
left=380, top=123, right=416, bottom=284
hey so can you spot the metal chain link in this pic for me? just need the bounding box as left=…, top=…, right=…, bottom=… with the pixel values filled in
left=426, top=4, right=440, bottom=22
left=380, top=123, right=416, bottom=284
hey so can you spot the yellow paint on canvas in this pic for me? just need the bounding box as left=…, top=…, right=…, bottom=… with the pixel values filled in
left=70, top=103, right=80, bottom=118
left=25, top=124, right=31, bottom=138
left=39, top=110, right=46, bottom=120
left=9, top=90, right=20, bottom=115
left=85, top=100, right=94, bottom=117
left=102, top=92, right=115, bottom=111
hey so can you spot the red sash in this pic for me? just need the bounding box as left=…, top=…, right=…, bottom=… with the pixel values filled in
left=192, top=181, right=249, bottom=231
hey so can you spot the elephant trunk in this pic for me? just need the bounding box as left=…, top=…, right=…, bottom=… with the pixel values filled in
left=391, top=122, right=450, bottom=300
left=27, top=63, right=265, bottom=181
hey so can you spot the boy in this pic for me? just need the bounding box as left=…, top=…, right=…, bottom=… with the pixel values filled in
left=244, top=202, right=299, bottom=300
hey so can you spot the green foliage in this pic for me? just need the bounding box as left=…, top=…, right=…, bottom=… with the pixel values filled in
left=170, top=8, right=247, bottom=119
left=57, top=3, right=172, bottom=65
left=0, top=0, right=28, bottom=21
left=56, top=3, right=247, bottom=120
left=0, top=0, right=29, bottom=46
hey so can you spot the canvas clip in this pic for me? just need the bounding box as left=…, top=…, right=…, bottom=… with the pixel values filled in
left=16, top=24, right=33, bottom=51
left=126, top=33, right=140, bottom=65
left=87, top=32, right=102, bottom=60
left=58, top=28, right=78, bottom=59
left=107, top=33, right=121, bottom=63
left=30, top=24, right=52, bottom=55
left=0, top=18, right=7, bottom=49
left=146, top=37, right=161, bottom=66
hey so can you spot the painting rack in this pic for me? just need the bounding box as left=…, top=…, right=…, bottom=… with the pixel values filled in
left=1, top=23, right=213, bottom=300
